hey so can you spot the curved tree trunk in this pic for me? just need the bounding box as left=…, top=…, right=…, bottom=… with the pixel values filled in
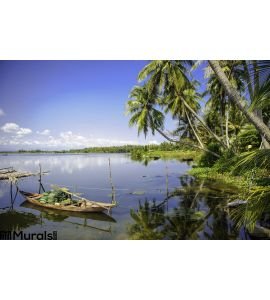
left=183, top=99, right=228, bottom=148
left=225, top=104, right=230, bottom=148
left=155, top=127, right=220, bottom=158
left=208, top=60, right=270, bottom=145
left=185, top=111, right=205, bottom=149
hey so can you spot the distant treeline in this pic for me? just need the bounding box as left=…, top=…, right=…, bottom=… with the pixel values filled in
left=0, top=142, right=190, bottom=154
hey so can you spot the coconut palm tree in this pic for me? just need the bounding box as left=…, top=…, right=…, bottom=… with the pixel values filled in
left=138, top=60, right=228, bottom=149
left=126, top=83, right=221, bottom=157
left=126, top=85, right=165, bottom=137
left=138, top=60, right=193, bottom=96
left=208, top=60, right=270, bottom=146
left=205, top=61, right=246, bottom=148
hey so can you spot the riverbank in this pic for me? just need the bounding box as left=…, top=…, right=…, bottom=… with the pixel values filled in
left=188, top=167, right=247, bottom=188
left=0, top=148, right=202, bottom=162
left=145, top=150, right=202, bottom=161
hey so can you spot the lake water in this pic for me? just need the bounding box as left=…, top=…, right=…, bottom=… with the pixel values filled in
left=0, top=153, right=247, bottom=240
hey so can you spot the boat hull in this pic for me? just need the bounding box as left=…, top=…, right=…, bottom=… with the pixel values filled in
left=20, top=191, right=115, bottom=213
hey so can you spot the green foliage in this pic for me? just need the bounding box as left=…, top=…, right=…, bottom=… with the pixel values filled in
left=213, top=149, right=240, bottom=173
left=230, top=186, right=270, bottom=232
left=231, top=150, right=270, bottom=174
left=126, top=85, right=165, bottom=137
left=1, top=142, right=201, bottom=155
left=199, top=142, right=222, bottom=167
left=38, top=187, right=72, bottom=205
left=250, top=77, right=270, bottom=110
left=233, top=124, right=261, bottom=152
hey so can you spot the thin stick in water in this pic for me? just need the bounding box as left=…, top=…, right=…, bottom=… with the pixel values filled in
left=108, top=158, right=115, bottom=203
left=166, top=164, right=169, bottom=197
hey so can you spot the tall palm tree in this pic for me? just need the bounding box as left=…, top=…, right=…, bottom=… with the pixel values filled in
left=126, top=85, right=165, bottom=137
left=138, top=60, right=227, bottom=149
left=205, top=61, right=246, bottom=148
left=127, top=83, right=221, bottom=157
left=242, top=60, right=270, bottom=148
left=208, top=60, right=270, bottom=146
left=138, top=60, right=192, bottom=95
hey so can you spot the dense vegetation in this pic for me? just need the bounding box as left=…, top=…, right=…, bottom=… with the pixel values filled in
left=1, top=142, right=191, bottom=154
left=126, top=60, right=270, bottom=233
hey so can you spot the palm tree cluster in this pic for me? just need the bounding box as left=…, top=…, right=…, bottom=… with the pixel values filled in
left=126, top=60, right=270, bottom=233
left=127, top=60, right=270, bottom=156
left=127, top=60, right=270, bottom=155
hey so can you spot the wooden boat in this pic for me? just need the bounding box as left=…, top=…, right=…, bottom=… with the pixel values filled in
left=20, top=191, right=116, bottom=213
left=21, top=200, right=116, bottom=223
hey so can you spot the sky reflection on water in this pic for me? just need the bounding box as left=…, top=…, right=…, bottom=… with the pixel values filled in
left=0, top=154, right=245, bottom=239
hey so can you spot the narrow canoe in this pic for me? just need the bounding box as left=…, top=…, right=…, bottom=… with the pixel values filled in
left=20, top=191, right=116, bottom=213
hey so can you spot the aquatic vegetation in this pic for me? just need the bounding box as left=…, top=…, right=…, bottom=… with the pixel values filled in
left=131, top=191, right=146, bottom=196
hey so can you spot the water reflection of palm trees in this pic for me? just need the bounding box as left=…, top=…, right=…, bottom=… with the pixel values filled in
left=128, top=175, right=241, bottom=240
left=165, top=208, right=205, bottom=240
left=128, top=199, right=205, bottom=240
left=128, top=200, right=165, bottom=240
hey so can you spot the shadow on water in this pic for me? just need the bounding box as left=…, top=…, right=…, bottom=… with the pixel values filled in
left=0, top=182, right=40, bottom=232
left=127, top=175, right=244, bottom=240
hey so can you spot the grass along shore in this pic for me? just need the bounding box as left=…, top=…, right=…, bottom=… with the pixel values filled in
left=188, top=167, right=248, bottom=188
left=143, top=150, right=202, bottom=161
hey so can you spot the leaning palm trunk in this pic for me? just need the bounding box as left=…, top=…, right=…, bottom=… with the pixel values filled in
left=155, top=127, right=220, bottom=158
left=183, top=99, right=228, bottom=149
left=185, top=112, right=205, bottom=150
left=252, top=61, right=270, bottom=149
left=261, top=120, right=270, bottom=149
left=243, top=61, right=270, bottom=149
left=209, top=60, right=270, bottom=145
left=225, top=105, right=230, bottom=148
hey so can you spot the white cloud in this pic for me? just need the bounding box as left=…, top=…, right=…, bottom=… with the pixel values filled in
left=17, top=128, right=32, bottom=136
left=0, top=109, right=5, bottom=117
left=1, top=122, right=20, bottom=133
left=1, top=122, right=32, bottom=137
left=37, top=129, right=50, bottom=135
left=0, top=129, right=142, bottom=149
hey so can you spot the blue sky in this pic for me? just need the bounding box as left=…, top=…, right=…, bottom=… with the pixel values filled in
left=0, top=60, right=207, bottom=150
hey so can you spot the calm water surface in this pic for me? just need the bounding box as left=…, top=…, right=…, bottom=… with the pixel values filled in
left=0, top=153, right=247, bottom=240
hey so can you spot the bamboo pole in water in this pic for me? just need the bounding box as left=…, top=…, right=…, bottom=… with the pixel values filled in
left=108, top=158, right=115, bottom=203
left=166, top=164, right=169, bottom=197
left=38, top=163, right=45, bottom=193
left=38, top=164, right=42, bottom=194
left=165, top=164, right=169, bottom=212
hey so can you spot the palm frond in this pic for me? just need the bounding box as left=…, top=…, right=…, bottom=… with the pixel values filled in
left=250, top=79, right=270, bottom=110
left=231, top=186, right=270, bottom=231
left=232, top=149, right=270, bottom=174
